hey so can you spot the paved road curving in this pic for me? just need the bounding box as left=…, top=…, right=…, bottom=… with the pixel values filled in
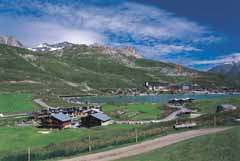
left=115, top=105, right=193, bottom=124
left=61, top=127, right=230, bottom=161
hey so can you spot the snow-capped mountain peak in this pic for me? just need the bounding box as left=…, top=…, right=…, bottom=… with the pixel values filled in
left=30, top=42, right=74, bottom=52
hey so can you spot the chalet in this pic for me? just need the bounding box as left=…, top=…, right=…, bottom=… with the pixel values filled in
left=40, top=113, right=71, bottom=129
left=216, top=104, right=237, bottom=113
left=145, top=81, right=170, bottom=92
left=81, top=113, right=112, bottom=127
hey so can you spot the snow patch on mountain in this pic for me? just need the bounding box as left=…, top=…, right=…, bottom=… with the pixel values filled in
left=30, top=42, right=144, bottom=59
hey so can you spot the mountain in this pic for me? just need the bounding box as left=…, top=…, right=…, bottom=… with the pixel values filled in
left=0, top=43, right=238, bottom=95
left=209, top=62, right=240, bottom=78
left=0, top=35, right=23, bottom=48
left=30, top=42, right=74, bottom=52
left=30, top=42, right=143, bottom=59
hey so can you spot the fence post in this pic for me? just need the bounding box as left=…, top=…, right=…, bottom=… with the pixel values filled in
left=214, top=115, right=217, bottom=127
left=28, top=147, right=31, bottom=161
left=135, top=129, right=138, bottom=143
left=88, top=135, right=92, bottom=152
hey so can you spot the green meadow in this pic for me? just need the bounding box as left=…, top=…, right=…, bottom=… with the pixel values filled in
left=103, top=103, right=165, bottom=120
left=0, top=124, right=175, bottom=161
left=0, top=94, right=38, bottom=113
left=0, top=124, right=137, bottom=153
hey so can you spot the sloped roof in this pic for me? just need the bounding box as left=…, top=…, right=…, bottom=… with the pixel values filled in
left=91, top=113, right=111, bottom=122
left=52, top=113, right=71, bottom=122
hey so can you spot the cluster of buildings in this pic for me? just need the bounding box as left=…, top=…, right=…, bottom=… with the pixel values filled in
left=144, top=81, right=204, bottom=93
left=144, top=81, right=240, bottom=94
left=28, top=105, right=112, bottom=129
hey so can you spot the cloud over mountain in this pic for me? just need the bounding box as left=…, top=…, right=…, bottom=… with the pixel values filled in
left=0, top=0, right=222, bottom=61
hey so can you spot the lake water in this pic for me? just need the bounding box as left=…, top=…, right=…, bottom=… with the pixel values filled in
left=69, top=94, right=239, bottom=104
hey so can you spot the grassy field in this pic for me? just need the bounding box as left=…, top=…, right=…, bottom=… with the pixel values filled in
left=0, top=94, right=38, bottom=113
left=186, top=96, right=240, bottom=114
left=117, top=126, right=240, bottom=161
left=103, top=103, right=165, bottom=120
left=0, top=124, right=175, bottom=161
left=0, top=124, right=136, bottom=153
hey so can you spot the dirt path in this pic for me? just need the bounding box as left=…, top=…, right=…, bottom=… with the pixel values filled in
left=61, top=127, right=230, bottom=161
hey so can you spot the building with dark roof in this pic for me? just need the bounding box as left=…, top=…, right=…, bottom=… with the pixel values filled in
left=81, top=112, right=112, bottom=127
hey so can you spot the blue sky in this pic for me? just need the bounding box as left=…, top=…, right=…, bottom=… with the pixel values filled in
left=0, top=0, right=239, bottom=70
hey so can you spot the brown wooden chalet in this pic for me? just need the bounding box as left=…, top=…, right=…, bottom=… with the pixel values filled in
left=81, top=113, right=112, bottom=127
left=40, top=113, right=71, bottom=129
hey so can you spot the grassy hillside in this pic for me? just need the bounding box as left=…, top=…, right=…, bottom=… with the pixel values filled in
left=0, top=44, right=237, bottom=95
left=117, top=127, right=240, bottom=161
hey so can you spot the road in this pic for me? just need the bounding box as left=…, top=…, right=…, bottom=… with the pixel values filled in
left=0, top=113, right=27, bottom=119
left=115, top=105, right=193, bottom=124
left=33, top=98, right=52, bottom=108
left=61, top=127, right=230, bottom=161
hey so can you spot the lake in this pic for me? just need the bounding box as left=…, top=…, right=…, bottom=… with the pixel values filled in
left=66, top=94, right=239, bottom=104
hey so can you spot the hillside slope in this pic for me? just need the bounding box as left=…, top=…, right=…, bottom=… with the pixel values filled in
left=209, top=62, right=240, bottom=79
left=0, top=44, right=237, bottom=95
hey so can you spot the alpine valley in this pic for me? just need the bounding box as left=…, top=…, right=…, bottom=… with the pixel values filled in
left=0, top=35, right=238, bottom=95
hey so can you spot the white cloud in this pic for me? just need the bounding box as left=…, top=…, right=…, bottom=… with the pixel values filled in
left=37, top=2, right=216, bottom=42
left=0, top=17, right=104, bottom=47
left=25, top=22, right=104, bottom=46
left=155, top=44, right=201, bottom=54
left=192, top=53, right=240, bottom=65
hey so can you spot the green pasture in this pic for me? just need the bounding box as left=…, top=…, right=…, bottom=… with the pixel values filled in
left=103, top=103, right=165, bottom=120
left=0, top=94, right=38, bottom=113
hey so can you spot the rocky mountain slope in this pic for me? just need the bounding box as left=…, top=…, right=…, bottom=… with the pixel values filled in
left=0, top=35, right=23, bottom=48
left=209, top=62, right=240, bottom=79
left=30, top=42, right=143, bottom=59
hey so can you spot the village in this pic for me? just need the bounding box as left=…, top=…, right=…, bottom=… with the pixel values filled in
left=102, top=81, right=240, bottom=96
left=26, top=104, right=113, bottom=129
left=16, top=94, right=238, bottom=131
